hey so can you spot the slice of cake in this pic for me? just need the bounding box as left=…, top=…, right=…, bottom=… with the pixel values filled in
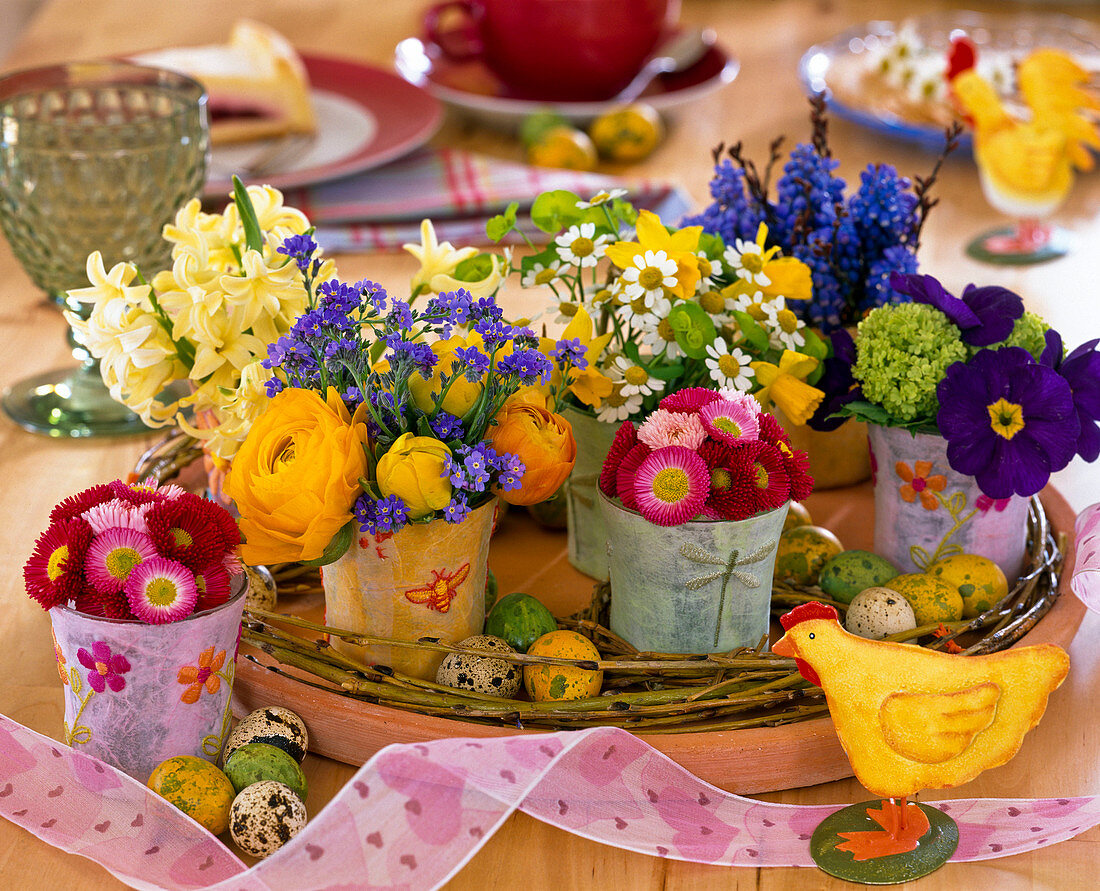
left=133, top=20, right=316, bottom=145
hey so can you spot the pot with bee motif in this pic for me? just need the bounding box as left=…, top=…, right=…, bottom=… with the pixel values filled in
left=321, top=500, right=495, bottom=680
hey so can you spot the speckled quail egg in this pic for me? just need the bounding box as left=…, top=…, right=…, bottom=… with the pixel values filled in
left=243, top=564, right=277, bottom=611
left=436, top=634, right=521, bottom=698
left=845, top=587, right=918, bottom=640
left=229, top=780, right=306, bottom=859
left=223, top=706, right=308, bottom=764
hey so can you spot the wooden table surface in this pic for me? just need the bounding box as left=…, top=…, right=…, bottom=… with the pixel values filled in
left=1, top=1, right=1099, bottom=888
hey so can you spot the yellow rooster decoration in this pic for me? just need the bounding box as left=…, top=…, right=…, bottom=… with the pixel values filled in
left=949, top=45, right=1100, bottom=256
left=773, top=602, right=1069, bottom=866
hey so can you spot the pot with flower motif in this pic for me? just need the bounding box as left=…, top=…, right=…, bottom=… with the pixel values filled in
left=48, top=582, right=246, bottom=781
left=868, top=424, right=1029, bottom=580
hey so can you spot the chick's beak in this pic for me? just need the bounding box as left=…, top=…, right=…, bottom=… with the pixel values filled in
left=771, top=633, right=794, bottom=657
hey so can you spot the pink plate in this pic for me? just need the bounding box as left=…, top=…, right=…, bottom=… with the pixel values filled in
left=204, top=54, right=443, bottom=196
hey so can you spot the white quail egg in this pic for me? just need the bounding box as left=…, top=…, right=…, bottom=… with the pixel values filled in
left=436, top=634, right=521, bottom=698
left=845, top=587, right=918, bottom=640
left=229, top=780, right=306, bottom=859
left=224, top=706, right=308, bottom=764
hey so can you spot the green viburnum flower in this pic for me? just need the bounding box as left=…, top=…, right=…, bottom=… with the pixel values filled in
left=852, top=303, right=967, bottom=423
left=991, top=311, right=1049, bottom=361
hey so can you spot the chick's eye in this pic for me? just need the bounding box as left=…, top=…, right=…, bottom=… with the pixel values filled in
left=808, top=632, right=815, bottom=639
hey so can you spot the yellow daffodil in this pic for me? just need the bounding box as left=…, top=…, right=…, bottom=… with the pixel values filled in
left=722, top=222, right=813, bottom=302
left=750, top=350, right=824, bottom=425
left=537, top=305, right=614, bottom=408
left=605, top=209, right=702, bottom=299
left=403, top=219, right=478, bottom=294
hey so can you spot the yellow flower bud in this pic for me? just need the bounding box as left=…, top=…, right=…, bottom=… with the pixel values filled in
left=376, top=433, right=453, bottom=520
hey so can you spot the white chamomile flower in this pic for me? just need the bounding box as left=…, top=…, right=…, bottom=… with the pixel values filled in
left=763, top=300, right=807, bottom=350
left=612, top=355, right=664, bottom=398
left=619, top=289, right=670, bottom=328
left=730, top=289, right=772, bottom=320
left=521, top=259, right=563, bottom=289
left=705, top=339, right=755, bottom=391
left=576, top=188, right=627, bottom=209
left=620, top=249, right=677, bottom=306
left=596, top=384, right=643, bottom=423
left=553, top=300, right=583, bottom=326
left=639, top=318, right=684, bottom=359
left=554, top=222, right=610, bottom=268
left=724, top=239, right=772, bottom=287
left=696, top=251, right=723, bottom=291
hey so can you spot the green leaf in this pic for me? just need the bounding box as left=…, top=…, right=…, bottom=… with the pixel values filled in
left=232, top=175, right=263, bottom=254
left=531, top=190, right=582, bottom=234
left=611, top=198, right=637, bottom=226
left=519, top=244, right=561, bottom=275
left=697, top=231, right=725, bottom=258
left=800, top=328, right=828, bottom=361
left=452, top=253, right=495, bottom=282
left=299, top=520, right=356, bottom=567
left=731, top=311, right=770, bottom=353
left=622, top=340, right=643, bottom=365
left=668, top=303, right=716, bottom=359
left=648, top=362, right=685, bottom=381
left=486, top=201, right=519, bottom=242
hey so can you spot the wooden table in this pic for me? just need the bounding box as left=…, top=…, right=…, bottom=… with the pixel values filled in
left=1, top=1, right=1098, bottom=888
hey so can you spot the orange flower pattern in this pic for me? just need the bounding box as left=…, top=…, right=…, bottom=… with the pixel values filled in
left=52, top=628, right=68, bottom=687
left=895, top=460, right=946, bottom=511
left=177, top=646, right=227, bottom=704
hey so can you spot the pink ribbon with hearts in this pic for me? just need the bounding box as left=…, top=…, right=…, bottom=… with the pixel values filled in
left=2, top=711, right=1099, bottom=889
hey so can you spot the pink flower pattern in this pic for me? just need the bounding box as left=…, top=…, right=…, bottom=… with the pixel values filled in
left=76, top=642, right=130, bottom=694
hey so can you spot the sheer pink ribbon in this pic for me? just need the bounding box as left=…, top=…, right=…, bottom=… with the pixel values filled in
left=1, top=712, right=1098, bottom=889
left=1072, top=502, right=1100, bottom=614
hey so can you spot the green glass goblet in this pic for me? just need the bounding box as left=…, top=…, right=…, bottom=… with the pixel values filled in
left=0, top=61, right=208, bottom=438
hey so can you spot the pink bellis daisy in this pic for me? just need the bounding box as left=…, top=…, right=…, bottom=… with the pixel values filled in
left=82, top=499, right=151, bottom=535
left=24, top=518, right=93, bottom=609
left=125, top=556, right=199, bottom=624
left=699, top=440, right=759, bottom=521
left=742, top=441, right=792, bottom=515
left=146, top=500, right=223, bottom=571
left=600, top=421, right=640, bottom=497
left=615, top=443, right=653, bottom=511
left=700, top=398, right=760, bottom=446
left=658, top=387, right=721, bottom=415
left=632, top=446, right=710, bottom=526
left=194, top=563, right=233, bottom=612
left=636, top=409, right=706, bottom=451
left=48, top=483, right=113, bottom=524
left=85, top=527, right=158, bottom=593
left=108, top=480, right=162, bottom=507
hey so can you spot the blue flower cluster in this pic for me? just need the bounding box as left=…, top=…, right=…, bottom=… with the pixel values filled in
left=263, top=235, right=562, bottom=533
left=684, top=143, right=923, bottom=331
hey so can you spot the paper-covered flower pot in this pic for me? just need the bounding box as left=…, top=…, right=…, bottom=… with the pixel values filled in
left=563, top=406, right=619, bottom=580
left=322, top=500, right=494, bottom=680
left=48, top=583, right=246, bottom=782
left=601, top=491, right=789, bottom=653
left=869, top=424, right=1029, bottom=580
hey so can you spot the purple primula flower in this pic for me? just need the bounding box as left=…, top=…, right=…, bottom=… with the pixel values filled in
left=77, top=642, right=131, bottom=694
left=1041, top=330, right=1100, bottom=462
left=891, top=272, right=1023, bottom=347
left=936, top=347, right=1079, bottom=499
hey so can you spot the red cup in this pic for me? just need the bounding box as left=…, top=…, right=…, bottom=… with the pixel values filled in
left=424, top=0, right=679, bottom=102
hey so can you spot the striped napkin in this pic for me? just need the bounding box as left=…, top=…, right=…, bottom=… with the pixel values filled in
left=280, top=147, right=692, bottom=252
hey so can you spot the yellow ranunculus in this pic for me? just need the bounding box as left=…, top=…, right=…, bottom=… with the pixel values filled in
left=408, top=333, right=484, bottom=418
left=488, top=399, right=577, bottom=505
left=375, top=433, right=453, bottom=520
left=225, top=387, right=368, bottom=565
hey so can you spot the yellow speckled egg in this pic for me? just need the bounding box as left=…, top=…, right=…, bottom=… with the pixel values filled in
left=148, top=755, right=235, bottom=835
left=783, top=501, right=813, bottom=533
left=524, top=630, right=603, bottom=701
left=927, top=553, right=1009, bottom=618
left=774, top=525, right=843, bottom=586
left=884, top=573, right=964, bottom=625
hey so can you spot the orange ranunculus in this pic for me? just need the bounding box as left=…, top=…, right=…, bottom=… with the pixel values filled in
left=489, top=397, right=577, bottom=506
left=375, top=433, right=453, bottom=520
left=225, top=387, right=368, bottom=565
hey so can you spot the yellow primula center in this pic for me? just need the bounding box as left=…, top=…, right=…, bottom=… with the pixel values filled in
left=638, top=267, right=665, bottom=290
left=698, top=257, right=713, bottom=278
left=47, top=545, right=69, bottom=582
left=988, top=398, right=1025, bottom=440
left=624, top=366, right=649, bottom=386
left=713, top=416, right=742, bottom=437
left=558, top=300, right=578, bottom=317
left=106, top=546, right=143, bottom=581
left=711, top=467, right=732, bottom=490
left=740, top=253, right=765, bottom=275
left=717, top=355, right=742, bottom=377
left=145, top=577, right=181, bottom=607
left=699, top=290, right=725, bottom=314
left=171, top=528, right=194, bottom=548
left=776, top=308, right=800, bottom=333
left=535, top=267, right=559, bottom=285
left=570, top=236, right=595, bottom=258
left=657, top=318, right=676, bottom=343
left=651, top=467, right=690, bottom=504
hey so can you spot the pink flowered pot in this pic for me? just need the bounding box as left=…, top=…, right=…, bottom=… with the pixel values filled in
left=869, top=424, right=1029, bottom=580
left=48, top=581, right=246, bottom=782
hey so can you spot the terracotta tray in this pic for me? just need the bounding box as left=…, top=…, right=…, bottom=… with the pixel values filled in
left=231, top=483, right=1085, bottom=794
